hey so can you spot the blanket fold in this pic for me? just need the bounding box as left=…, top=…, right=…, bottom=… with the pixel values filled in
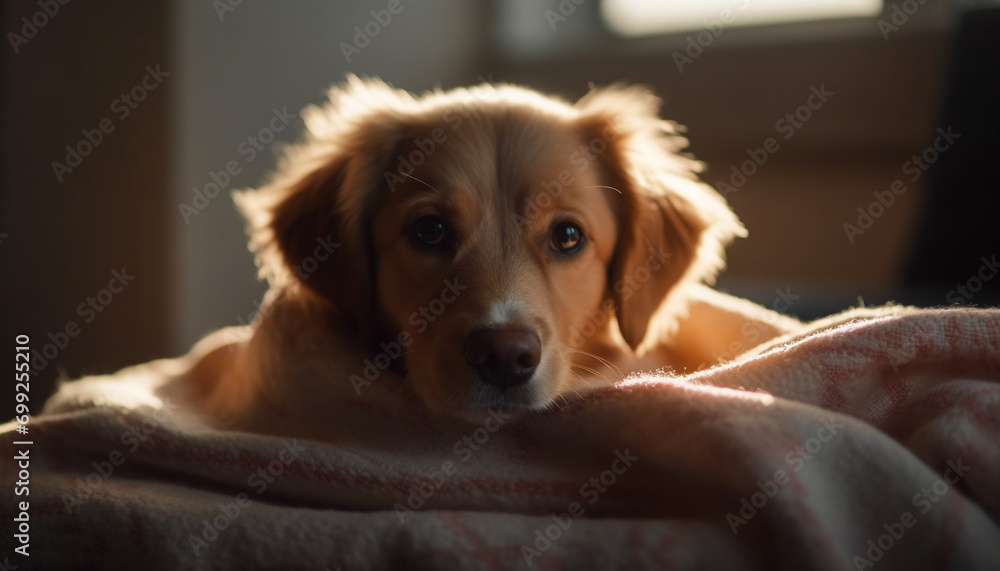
left=3, top=306, right=999, bottom=570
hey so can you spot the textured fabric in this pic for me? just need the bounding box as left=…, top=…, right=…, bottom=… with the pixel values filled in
left=2, top=306, right=999, bottom=570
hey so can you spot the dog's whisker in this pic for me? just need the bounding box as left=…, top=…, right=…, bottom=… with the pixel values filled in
left=569, top=366, right=615, bottom=390
left=570, top=365, right=614, bottom=385
left=567, top=363, right=596, bottom=375
left=443, top=385, right=474, bottom=412
left=580, top=184, right=623, bottom=195
left=562, top=375, right=586, bottom=400
left=563, top=347, right=626, bottom=381
left=569, top=363, right=614, bottom=387
left=560, top=347, right=626, bottom=383
left=400, top=172, right=441, bottom=195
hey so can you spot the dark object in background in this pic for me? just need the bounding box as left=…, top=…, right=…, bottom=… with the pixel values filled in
left=905, top=7, right=1000, bottom=306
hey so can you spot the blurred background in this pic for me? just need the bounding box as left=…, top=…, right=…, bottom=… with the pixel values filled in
left=2, top=0, right=998, bottom=412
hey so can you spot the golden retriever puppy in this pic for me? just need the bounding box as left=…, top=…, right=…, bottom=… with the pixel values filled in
left=196, top=76, right=796, bottom=424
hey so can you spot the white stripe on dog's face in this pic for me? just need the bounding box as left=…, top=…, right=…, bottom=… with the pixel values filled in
left=369, top=116, right=618, bottom=416
left=485, top=299, right=521, bottom=328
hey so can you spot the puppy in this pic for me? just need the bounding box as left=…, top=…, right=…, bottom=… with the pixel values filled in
left=194, top=76, right=795, bottom=424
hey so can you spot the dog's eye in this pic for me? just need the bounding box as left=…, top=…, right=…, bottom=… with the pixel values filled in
left=550, top=221, right=584, bottom=254
left=412, top=215, right=448, bottom=247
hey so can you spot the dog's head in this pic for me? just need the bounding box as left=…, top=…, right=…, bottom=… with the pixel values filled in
left=236, top=76, right=743, bottom=417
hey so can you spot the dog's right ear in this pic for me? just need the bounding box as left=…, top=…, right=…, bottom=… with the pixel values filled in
left=233, top=76, right=415, bottom=335
left=575, top=85, right=746, bottom=351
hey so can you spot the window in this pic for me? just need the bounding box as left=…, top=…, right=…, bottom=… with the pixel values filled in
left=602, top=0, right=883, bottom=37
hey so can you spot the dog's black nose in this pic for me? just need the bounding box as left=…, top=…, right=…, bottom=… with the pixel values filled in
left=464, top=327, right=541, bottom=388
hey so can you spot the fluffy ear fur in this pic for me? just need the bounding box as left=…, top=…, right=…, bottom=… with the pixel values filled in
left=235, top=78, right=742, bottom=350
left=233, top=76, right=416, bottom=336
left=575, top=85, right=746, bottom=351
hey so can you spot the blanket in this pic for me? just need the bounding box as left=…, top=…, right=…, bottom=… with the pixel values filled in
left=2, top=305, right=999, bottom=570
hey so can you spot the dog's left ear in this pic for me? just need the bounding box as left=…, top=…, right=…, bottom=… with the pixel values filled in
left=575, top=85, right=747, bottom=350
left=233, top=76, right=414, bottom=338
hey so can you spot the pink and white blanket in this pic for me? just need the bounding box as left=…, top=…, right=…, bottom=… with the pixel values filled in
left=2, top=305, right=999, bottom=570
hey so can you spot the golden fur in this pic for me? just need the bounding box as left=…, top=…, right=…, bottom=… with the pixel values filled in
left=190, top=76, right=796, bottom=423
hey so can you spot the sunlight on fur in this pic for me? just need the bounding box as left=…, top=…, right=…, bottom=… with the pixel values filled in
left=210, top=75, right=796, bottom=421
